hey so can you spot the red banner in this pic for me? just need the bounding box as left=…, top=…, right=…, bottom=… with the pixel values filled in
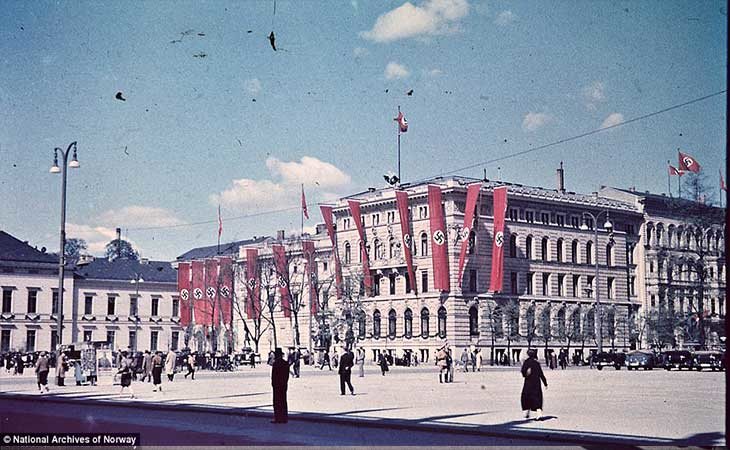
left=191, top=261, right=205, bottom=325
left=348, top=200, right=373, bottom=295
left=218, top=257, right=233, bottom=325
left=395, top=190, right=417, bottom=295
left=457, top=183, right=482, bottom=289
left=320, top=205, right=343, bottom=299
left=302, top=240, right=318, bottom=315
left=202, top=259, right=218, bottom=326
left=177, top=262, right=192, bottom=326
left=428, top=185, right=450, bottom=292
left=272, top=244, right=292, bottom=318
left=245, top=248, right=260, bottom=319
left=489, top=186, right=508, bottom=292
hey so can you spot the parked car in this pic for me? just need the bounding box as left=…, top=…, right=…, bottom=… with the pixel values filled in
left=661, top=350, right=694, bottom=370
left=625, top=350, right=656, bottom=370
left=692, top=351, right=724, bottom=371
left=594, top=351, right=626, bottom=370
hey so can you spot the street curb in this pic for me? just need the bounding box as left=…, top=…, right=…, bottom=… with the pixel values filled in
left=0, top=392, right=682, bottom=446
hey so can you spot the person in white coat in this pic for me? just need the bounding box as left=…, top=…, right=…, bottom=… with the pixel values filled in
left=165, top=350, right=176, bottom=382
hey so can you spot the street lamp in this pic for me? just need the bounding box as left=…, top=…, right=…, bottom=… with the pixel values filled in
left=50, top=141, right=79, bottom=348
left=130, top=274, right=144, bottom=351
left=580, top=211, right=613, bottom=354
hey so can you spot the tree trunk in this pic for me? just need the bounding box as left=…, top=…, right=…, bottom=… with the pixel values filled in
left=293, top=311, right=301, bottom=347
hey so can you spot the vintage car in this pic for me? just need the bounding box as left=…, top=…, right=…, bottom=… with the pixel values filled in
left=692, top=351, right=724, bottom=371
left=661, top=350, right=694, bottom=370
left=594, top=351, right=626, bottom=370
left=625, top=350, right=656, bottom=370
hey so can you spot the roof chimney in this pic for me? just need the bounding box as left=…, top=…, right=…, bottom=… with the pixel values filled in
left=116, top=227, right=122, bottom=259
left=276, top=230, right=285, bottom=241
left=557, top=161, right=565, bottom=194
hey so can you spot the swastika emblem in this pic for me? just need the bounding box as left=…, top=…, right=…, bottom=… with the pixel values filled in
left=220, top=286, right=230, bottom=297
left=206, top=287, right=216, bottom=299
left=495, top=231, right=504, bottom=247
left=682, top=156, right=694, bottom=168
left=247, top=278, right=256, bottom=290
left=433, top=229, right=446, bottom=246
left=403, top=233, right=412, bottom=248
left=460, top=227, right=471, bottom=241
left=277, top=276, right=287, bottom=288
left=193, top=288, right=203, bottom=300
left=180, top=289, right=189, bottom=301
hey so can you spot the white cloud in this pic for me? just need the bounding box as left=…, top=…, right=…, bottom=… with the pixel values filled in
left=245, top=78, right=261, bottom=95
left=494, top=10, right=516, bottom=26
left=424, top=68, right=443, bottom=77
left=600, top=112, right=624, bottom=129
left=66, top=224, right=121, bottom=254
left=361, top=0, right=470, bottom=43
left=353, top=47, right=370, bottom=58
left=385, top=62, right=410, bottom=79
left=522, top=112, right=551, bottom=132
left=582, top=81, right=606, bottom=110
left=211, top=156, right=351, bottom=210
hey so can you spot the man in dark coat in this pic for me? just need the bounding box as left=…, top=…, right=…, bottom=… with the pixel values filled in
left=521, top=348, right=548, bottom=420
left=271, top=348, right=290, bottom=424
left=338, top=348, right=355, bottom=395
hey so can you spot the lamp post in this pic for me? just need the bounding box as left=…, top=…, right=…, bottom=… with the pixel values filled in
left=50, top=142, right=80, bottom=348
left=130, top=273, right=144, bottom=351
left=580, top=211, right=613, bottom=354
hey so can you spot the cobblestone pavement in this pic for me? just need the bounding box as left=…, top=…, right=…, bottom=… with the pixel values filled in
left=1, top=363, right=724, bottom=446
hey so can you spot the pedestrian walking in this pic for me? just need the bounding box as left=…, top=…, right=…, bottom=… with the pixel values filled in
left=319, top=350, right=332, bottom=371
left=521, top=348, right=548, bottom=420
left=446, top=348, right=454, bottom=382
left=35, top=351, right=50, bottom=393
left=270, top=348, right=289, bottom=424
left=332, top=350, right=339, bottom=369
left=117, top=352, right=135, bottom=398
left=184, top=354, right=195, bottom=380
left=15, top=353, right=24, bottom=375
left=475, top=349, right=483, bottom=372
left=355, top=348, right=365, bottom=378
left=151, top=351, right=164, bottom=392
left=288, top=348, right=301, bottom=378
left=436, top=345, right=448, bottom=383
left=55, top=353, right=67, bottom=386
left=74, top=360, right=83, bottom=385
left=550, top=352, right=558, bottom=370
left=140, top=350, right=152, bottom=382
left=338, top=348, right=355, bottom=395
left=378, top=353, right=389, bottom=376
left=470, top=349, right=477, bottom=372
left=165, top=349, right=176, bottom=382
left=460, top=348, right=469, bottom=372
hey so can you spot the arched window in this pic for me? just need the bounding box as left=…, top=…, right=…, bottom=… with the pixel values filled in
left=469, top=305, right=479, bottom=336
left=373, top=310, right=381, bottom=339
left=389, top=239, right=396, bottom=259
left=388, top=309, right=397, bottom=339
left=344, top=242, right=352, bottom=264
left=571, top=240, right=579, bottom=264
left=468, top=231, right=476, bottom=254
left=586, top=241, right=593, bottom=265
left=570, top=308, right=581, bottom=337
left=606, top=242, right=614, bottom=267
left=420, top=232, right=429, bottom=256
left=375, top=239, right=384, bottom=260
left=541, top=237, right=549, bottom=261
left=358, top=313, right=366, bottom=339
left=557, top=308, right=566, bottom=338
left=437, top=306, right=447, bottom=338
left=556, top=238, right=564, bottom=263
left=509, top=234, right=518, bottom=258
left=404, top=309, right=413, bottom=338
left=420, top=308, right=430, bottom=338
left=526, top=305, right=536, bottom=337
left=584, top=309, right=595, bottom=338
left=492, top=306, right=504, bottom=338
left=526, top=235, right=533, bottom=259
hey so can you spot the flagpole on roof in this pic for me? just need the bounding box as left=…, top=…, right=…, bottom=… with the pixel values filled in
left=301, top=183, right=304, bottom=238
left=677, top=149, right=682, bottom=200
left=397, top=105, right=401, bottom=182
left=667, top=160, right=672, bottom=197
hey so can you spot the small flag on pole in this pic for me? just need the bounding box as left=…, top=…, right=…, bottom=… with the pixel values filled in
left=218, top=205, right=223, bottom=239
left=678, top=151, right=701, bottom=173
left=301, top=185, right=309, bottom=219
left=668, top=164, right=683, bottom=176
left=720, top=170, right=727, bottom=192
left=395, top=111, right=408, bottom=133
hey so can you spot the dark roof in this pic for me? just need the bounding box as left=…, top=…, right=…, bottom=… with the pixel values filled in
left=0, top=231, right=57, bottom=264
left=604, top=186, right=724, bottom=219
left=176, top=236, right=270, bottom=261
left=75, top=258, right=176, bottom=283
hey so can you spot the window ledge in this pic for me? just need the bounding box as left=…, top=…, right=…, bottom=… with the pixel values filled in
left=81, top=315, right=96, bottom=321
left=105, top=315, right=119, bottom=322
left=0, top=313, right=15, bottom=321
left=149, top=316, right=163, bottom=323
left=25, top=313, right=40, bottom=321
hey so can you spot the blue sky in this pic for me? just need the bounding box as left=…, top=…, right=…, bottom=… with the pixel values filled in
left=0, top=0, right=726, bottom=260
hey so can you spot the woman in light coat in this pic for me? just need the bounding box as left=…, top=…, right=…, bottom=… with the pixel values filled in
left=165, top=350, right=176, bottom=382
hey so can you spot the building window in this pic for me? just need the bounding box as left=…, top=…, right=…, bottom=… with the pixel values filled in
left=373, top=213, right=380, bottom=226
left=587, top=276, right=595, bottom=298
left=373, top=310, right=381, bottom=339
left=556, top=239, right=564, bottom=262
left=129, top=330, right=137, bottom=352
left=420, top=233, right=429, bottom=256
left=510, top=272, right=518, bottom=295
left=2, top=289, right=12, bottom=313
left=421, top=270, right=428, bottom=293
left=387, top=211, right=395, bottom=223
left=344, top=242, right=351, bottom=264
left=469, top=305, right=479, bottom=336
left=650, top=295, right=656, bottom=308
left=584, top=309, right=595, bottom=338
left=151, top=297, right=159, bottom=317
left=375, top=240, right=384, bottom=260
left=558, top=274, right=565, bottom=296
left=404, top=309, right=413, bottom=338
left=572, top=275, right=579, bottom=297
left=373, top=275, right=381, bottom=296
left=107, top=330, right=115, bottom=348
left=437, top=307, right=447, bottom=338
left=629, top=276, right=636, bottom=296
left=541, top=212, right=550, bottom=225
left=27, top=290, right=38, bottom=314
left=556, top=215, right=565, bottom=227
left=172, top=298, right=180, bottom=317
left=421, top=308, right=430, bottom=338
left=130, top=296, right=138, bottom=317
left=571, top=216, right=580, bottom=228
left=606, top=243, right=614, bottom=267
left=571, top=240, right=579, bottom=263
left=542, top=273, right=550, bottom=296
left=607, top=277, right=615, bottom=299
left=467, top=231, right=476, bottom=255
left=389, top=240, right=396, bottom=258
left=84, top=295, right=93, bottom=315
left=525, top=211, right=534, bottom=223
left=388, top=309, right=397, bottom=339
left=509, top=234, right=518, bottom=258
left=586, top=241, right=593, bottom=265
left=418, top=206, right=428, bottom=219
left=1, top=330, right=10, bottom=352
left=509, top=208, right=518, bottom=221
left=84, top=330, right=92, bottom=342
left=107, top=296, right=116, bottom=315
left=171, top=331, right=179, bottom=350
left=322, top=261, right=328, bottom=272
left=389, top=273, right=396, bottom=295
left=150, top=331, right=159, bottom=351
left=525, top=236, right=533, bottom=259
left=343, top=218, right=351, bottom=229
left=541, top=237, right=549, bottom=261
left=526, top=273, right=534, bottom=295
left=468, top=269, right=477, bottom=292
left=492, top=306, right=504, bottom=338
left=26, top=330, right=36, bottom=352
left=50, top=330, right=58, bottom=352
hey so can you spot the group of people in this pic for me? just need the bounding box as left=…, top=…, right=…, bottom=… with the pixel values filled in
left=115, top=349, right=178, bottom=397
left=459, top=347, right=484, bottom=372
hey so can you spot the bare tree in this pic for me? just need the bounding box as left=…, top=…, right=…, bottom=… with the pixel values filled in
left=231, top=264, right=269, bottom=354
left=538, top=304, right=552, bottom=362
left=502, top=299, right=520, bottom=365
left=525, top=303, right=537, bottom=350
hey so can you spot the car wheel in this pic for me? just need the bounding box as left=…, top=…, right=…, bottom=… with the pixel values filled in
left=597, top=366, right=603, bottom=371
left=615, top=366, right=621, bottom=370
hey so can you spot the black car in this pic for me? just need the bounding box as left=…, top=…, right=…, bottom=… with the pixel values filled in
left=661, top=350, right=694, bottom=370
left=594, top=352, right=626, bottom=370
left=692, top=351, right=724, bottom=371
left=625, top=350, right=656, bottom=370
